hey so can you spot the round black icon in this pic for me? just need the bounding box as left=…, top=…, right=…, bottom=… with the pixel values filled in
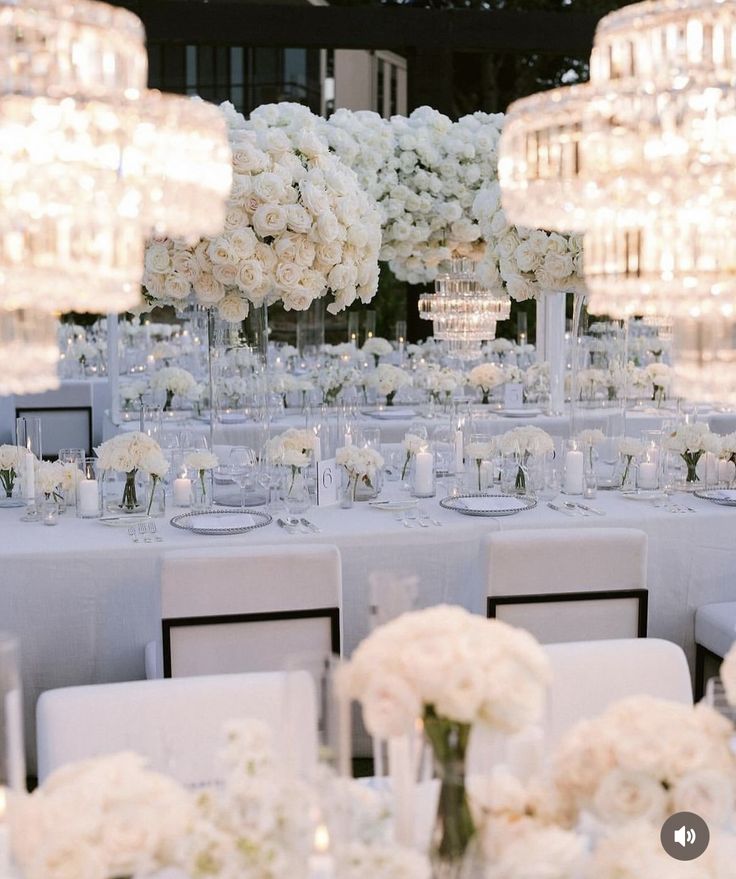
left=660, top=812, right=710, bottom=861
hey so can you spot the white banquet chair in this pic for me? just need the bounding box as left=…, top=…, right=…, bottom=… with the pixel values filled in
left=36, top=670, right=318, bottom=785
left=482, top=528, right=648, bottom=643
left=694, top=601, right=736, bottom=699
left=146, top=544, right=343, bottom=679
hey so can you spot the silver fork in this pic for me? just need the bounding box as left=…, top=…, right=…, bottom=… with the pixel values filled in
left=128, top=526, right=139, bottom=543
left=148, top=521, right=163, bottom=542
left=419, top=507, right=442, bottom=527
left=138, top=522, right=152, bottom=543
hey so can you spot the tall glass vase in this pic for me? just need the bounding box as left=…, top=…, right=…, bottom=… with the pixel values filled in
left=424, top=712, right=478, bottom=879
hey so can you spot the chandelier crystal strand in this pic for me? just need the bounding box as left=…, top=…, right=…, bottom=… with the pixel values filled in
left=0, top=310, right=59, bottom=395
left=673, top=314, right=736, bottom=407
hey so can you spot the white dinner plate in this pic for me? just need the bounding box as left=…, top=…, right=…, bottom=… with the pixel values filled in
left=440, top=493, right=536, bottom=516
left=368, top=499, right=419, bottom=513
left=620, top=489, right=666, bottom=501
left=694, top=489, right=736, bottom=507
left=497, top=408, right=542, bottom=418
left=362, top=408, right=416, bottom=420
left=170, top=508, right=272, bottom=535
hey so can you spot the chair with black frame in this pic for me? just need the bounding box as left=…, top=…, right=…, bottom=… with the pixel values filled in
left=694, top=601, right=736, bottom=700
left=482, top=528, right=649, bottom=643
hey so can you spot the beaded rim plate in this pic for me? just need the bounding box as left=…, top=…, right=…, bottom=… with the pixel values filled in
left=694, top=489, right=736, bottom=507
left=497, top=408, right=542, bottom=418
left=170, top=508, right=272, bottom=535
left=440, top=493, right=536, bottom=517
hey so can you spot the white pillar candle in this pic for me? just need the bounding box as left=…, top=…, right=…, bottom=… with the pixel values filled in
left=718, top=459, right=736, bottom=484
left=454, top=429, right=464, bottom=473
left=414, top=450, right=433, bottom=496
left=308, top=825, right=335, bottom=879
left=343, top=432, right=353, bottom=447
left=173, top=478, right=192, bottom=507
left=563, top=449, right=584, bottom=495
left=77, top=480, right=99, bottom=516
left=637, top=462, right=658, bottom=490
left=479, top=460, right=494, bottom=491
left=313, top=436, right=322, bottom=463
left=22, top=452, right=34, bottom=500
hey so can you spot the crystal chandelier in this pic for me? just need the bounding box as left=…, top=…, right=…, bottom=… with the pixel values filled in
left=0, top=0, right=232, bottom=393
left=419, top=258, right=511, bottom=356
left=0, top=310, right=59, bottom=395
left=498, top=0, right=736, bottom=403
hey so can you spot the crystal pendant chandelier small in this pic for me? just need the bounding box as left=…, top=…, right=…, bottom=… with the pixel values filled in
left=419, top=258, right=511, bottom=357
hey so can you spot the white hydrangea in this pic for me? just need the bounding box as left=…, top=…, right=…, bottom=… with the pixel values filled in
left=468, top=363, right=507, bottom=393
left=143, top=102, right=382, bottom=322
left=366, top=364, right=411, bottom=403
left=497, top=426, right=554, bottom=459
left=94, top=432, right=164, bottom=475
left=149, top=366, right=198, bottom=403
left=336, top=446, right=384, bottom=493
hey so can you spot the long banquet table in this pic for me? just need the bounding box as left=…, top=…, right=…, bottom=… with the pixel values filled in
left=3, top=480, right=736, bottom=770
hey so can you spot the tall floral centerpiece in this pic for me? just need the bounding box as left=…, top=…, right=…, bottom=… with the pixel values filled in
left=142, top=101, right=382, bottom=322
left=341, top=606, right=550, bottom=877
left=95, top=433, right=169, bottom=513
left=666, top=423, right=721, bottom=487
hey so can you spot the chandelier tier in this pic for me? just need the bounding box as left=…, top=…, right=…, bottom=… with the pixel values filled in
left=419, top=258, right=511, bottom=354
left=0, top=310, right=59, bottom=396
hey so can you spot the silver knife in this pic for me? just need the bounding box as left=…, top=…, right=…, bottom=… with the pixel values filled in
left=547, top=502, right=576, bottom=516
left=300, top=518, right=320, bottom=532
left=576, top=502, right=605, bottom=516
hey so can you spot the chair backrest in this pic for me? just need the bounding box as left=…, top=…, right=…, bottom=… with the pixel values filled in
left=159, top=544, right=342, bottom=678
left=483, top=528, right=648, bottom=642
left=15, top=406, right=93, bottom=459
left=544, top=638, right=693, bottom=750
left=37, top=670, right=318, bottom=785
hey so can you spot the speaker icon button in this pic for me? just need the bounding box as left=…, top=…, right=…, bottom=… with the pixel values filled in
left=661, top=812, right=710, bottom=861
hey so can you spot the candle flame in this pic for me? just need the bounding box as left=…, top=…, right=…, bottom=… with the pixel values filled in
left=0, top=786, right=6, bottom=820
left=314, top=823, right=330, bottom=854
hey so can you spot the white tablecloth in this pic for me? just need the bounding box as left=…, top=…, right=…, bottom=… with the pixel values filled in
left=3, top=482, right=736, bottom=769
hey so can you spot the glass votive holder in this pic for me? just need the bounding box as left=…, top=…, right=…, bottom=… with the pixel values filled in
left=41, top=497, right=59, bottom=526
left=636, top=457, right=659, bottom=491
left=411, top=448, right=436, bottom=498
left=77, top=458, right=101, bottom=519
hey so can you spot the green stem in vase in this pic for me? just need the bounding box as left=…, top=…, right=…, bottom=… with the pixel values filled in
left=401, top=452, right=412, bottom=481
left=621, top=455, right=633, bottom=488
left=164, top=389, right=174, bottom=411
left=146, top=475, right=159, bottom=516
left=0, top=467, right=15, bottom=498
left=481, top=390, right=490, bottom=405
left=122, top=469, right=139, bottom=511
left=515, top=465, right=526, bottom=492
left=199, top=469, right=207, bottom=500
left=386, top=391, right=396, bottom=407
left=476, top=459, right=482, bottom=492
left=682, top=450, right=702, bottom=483
left=423, top=709, right=475, bottom=863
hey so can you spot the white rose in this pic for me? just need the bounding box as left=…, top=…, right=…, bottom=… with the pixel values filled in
left=144, top=243, right=170, bottom=274
left=286, top=204, right=313, bottom=234
left=671, top=770, right=734, bottom=826
left=252, top=204, right=288, bottom=238
left=274, top=261, right=303, bottom=291
left=593, top=769, right=667, bottom=825
left=253, top=171, right=286, bottom=203
left=543, top=251, right=574, bottom=280
left=235, top=259, right=264, bottom=293
left=163, top=273, right=190, bottom=301
left=193, top=273, right=225, bottom=304
left=218, top=292, right=250, bottom=324
left=316, top=212, right=341, bottom=243
left=228, top=227, right=258, bottom=260
left=171, top=250, right=201, bottom=282
left=361, top=673, right=421, bottom=739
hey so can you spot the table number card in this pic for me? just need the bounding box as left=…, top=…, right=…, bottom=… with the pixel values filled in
left=503, top=382, right=524, bottom=409
left=316, top=458, right=339, bottom=506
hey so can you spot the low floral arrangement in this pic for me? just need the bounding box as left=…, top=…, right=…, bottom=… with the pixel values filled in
left=644, top=362, right=673, bottom=406
left=184, top=450, right=219, bottom=506
left=10, top=752, right=195, bottom=879
left=366, top=364, right=411, bottom=406
left=273, top=373, right=315, bottom=406
left=401, top=433, right=426, bottom=481
left=340, top=605, right=550, bottom=870
left=362, top=337, right=393, bottom=366
left=497, top=426, right=554, bottom=493
left=311, top=363, right=359, bottom=405
left=119, top=380, right=149, bottom=411
left=464, top=439, right=494, bottom=491
left=35, top=461, right=66, bottom=504
left=576, top=428, right=605, bottom=472
left=149, top=366, right=199, bottom=411
left=468, top=363, right=507, bottom=404
left=617, top=437, right=644, bottom=490
left=95, top=433, right=169, bottom=512
left=666, top=423, right=721, bottom=484
left=264, top=428, right=317, bottom=468
left=551, top=695, right=736, bottom=829
left=0, top=444, right=23, bottom=499
left=336, top=446, right=384, bottom=502
left=416, top=366, right=464, bottom=406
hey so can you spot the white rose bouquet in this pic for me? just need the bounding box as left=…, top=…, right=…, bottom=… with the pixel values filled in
left=150, top=366, right=198, bottom=411
left=468, top=363, right=506, bottom=404
left=644, top=362, right=673, bottom=407
left=10, top=752, right=195, bottom=879
left=577, top=368, right=607, bottom=403
left=272, top=373, right=314, bottom=407
left=340, top=605, right=550, bottom=868
left=95, top=432, right=167, bottom=512
left=551, top=696, right=736, bottom=829
left=465, top=440, right=494, bottom=491
left=666, top=423, right=720, bottom=484
left=362, top=336, right=393, bottom=366
left=143, top=101, right=382, bottom=321
left=0, top=444, right=23, bottom=500
left=336, top=445, right=384, bottom=503
left=401, top=433, right=427, bottom=481
left=366, top=364, right=411, bottom=406
left=498, top=426, right=554, bottom=494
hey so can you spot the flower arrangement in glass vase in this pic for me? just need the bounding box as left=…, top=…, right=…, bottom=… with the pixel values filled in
left=616, top=438, right=644, bottom=492
left=644, top=362, right=673, bottom=408
left=666, top=423, right=721, bottom=488
left=551, top=695, right=736, bottom=832
left=311, top=363, right=359, bottom=406
left=497, top=426, right=554, bottom=496
left=576, top=428, right=605, bottom=476
left=464, top=440, right=494, bottom=491
left=95, top=432, right=169, bottom=514
left=119, top=379, right=148, bottom=413
left=467, top=363, right=506, bottom=405
left=366, top=364, right=412, bottom=406
left=336, top=445, right=384, bottom=507
left=400, top=433, right=426, bottom=483
left=35, top=461, right=65, bottom=510
left=362, top=336, right=393, bottom=367
left=9, top=752, right=195, bottom=879
left=142, top=101, right=381, bottom=322
left=149, top=366, right=198, bottom=412
left=265, top=428, right=317, bottom=512
left=0, top=444, right=23, bottom=504
left=273, top=373, right=314, bottom=408
left=184, top=450, right=219, bottom=511
left=340, top=605, right=550, bottom=877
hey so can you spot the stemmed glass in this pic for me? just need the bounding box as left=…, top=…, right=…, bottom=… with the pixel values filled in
left=229, top=446, right=256, bottom=511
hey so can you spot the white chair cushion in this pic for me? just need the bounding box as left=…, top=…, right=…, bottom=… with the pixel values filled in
left=37, top=670, right=318, bottom=785
left=695, top=602, right=736, bottom=659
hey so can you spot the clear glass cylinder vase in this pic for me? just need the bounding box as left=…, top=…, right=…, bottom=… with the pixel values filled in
left=103, top=468, right=148, bottom=514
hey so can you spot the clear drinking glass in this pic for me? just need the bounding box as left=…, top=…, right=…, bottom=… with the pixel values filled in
left=229, top=446, right=257, bottom=510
